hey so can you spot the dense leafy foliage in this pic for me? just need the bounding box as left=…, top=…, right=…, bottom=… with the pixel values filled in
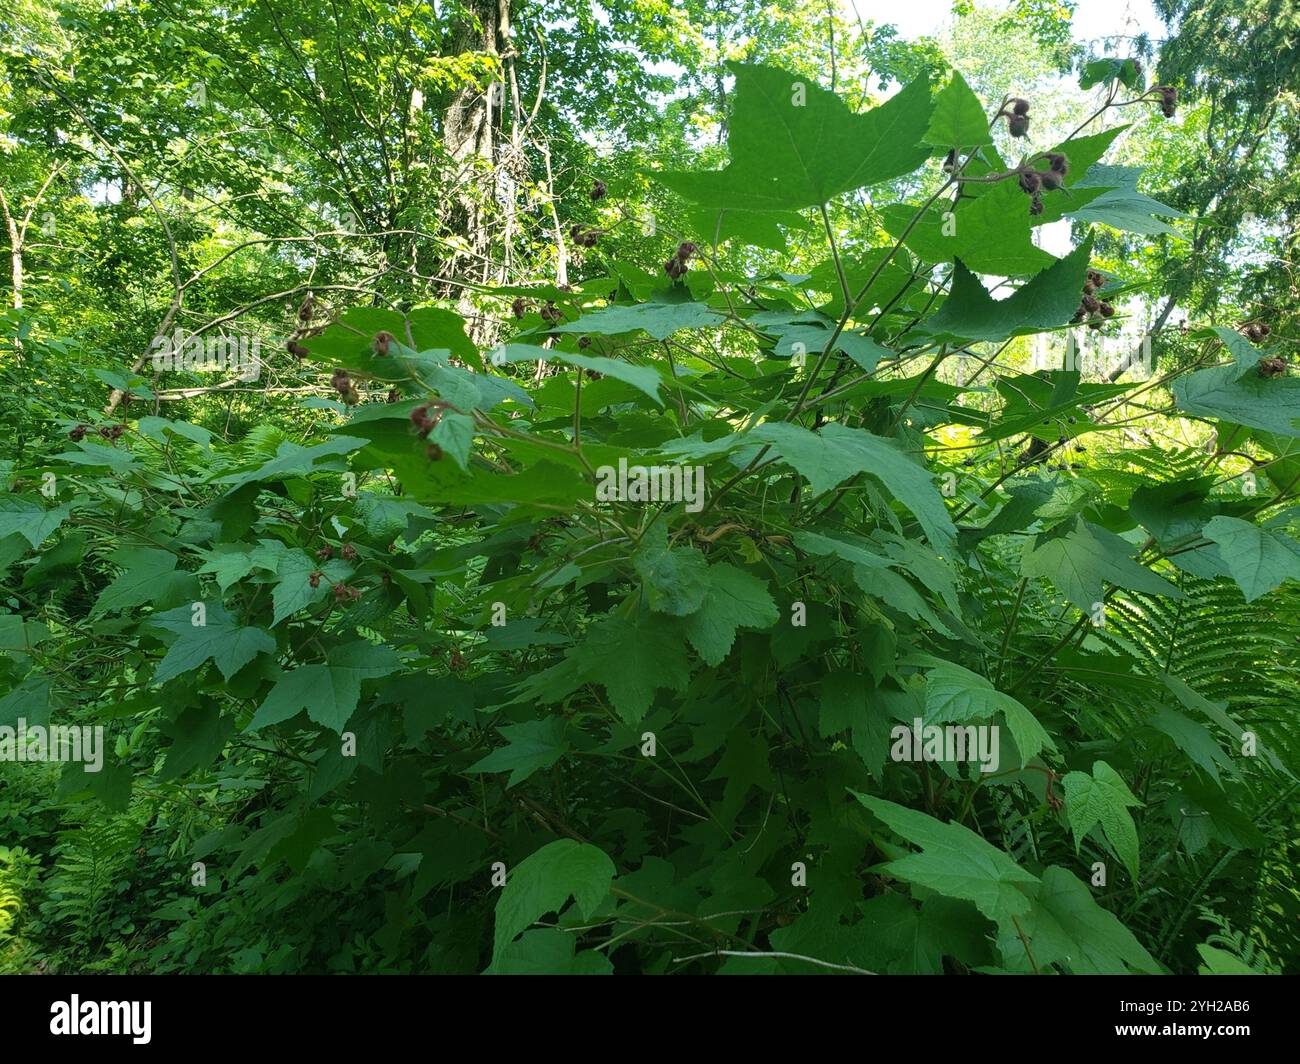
left=2, top=0, right=1298, bottom=976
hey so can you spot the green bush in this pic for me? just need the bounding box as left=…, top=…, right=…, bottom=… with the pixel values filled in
left=2, top=58, right=1297, bottom=976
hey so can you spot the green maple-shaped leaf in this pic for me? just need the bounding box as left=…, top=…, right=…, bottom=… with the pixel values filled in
left=683, top=205, right=813, bottom=250
left=1174, top=363, right=1300, bottom=437
left=550, top=302, right=724, bottom=342
left=0, top=672, right=59, bottom=728
left=705, top=725, right=773, bottom=827
left=792, top=529, right=894, bottom=571
left=852, top=792, right=1038, bottom=924
left=1072, top=163, right=1188, bottom=236
left=353, top=494, right=435, bottom=541
left=819, top=670, right=866, bottom=737
left=149, top=602, right=276, bottom=682
left=271, top=548, right=353, bottom=626
left=633, top=538, right=711, bottom=616
left=486, top=928, right=614, bottom=975
left=91, top=547, right=200, bottom=617
left=468, top=717, right=569, bottom=788
left=923, top=660, right=1055, bottom=765
left=217, top=436, right=365, bottom=489
left=923, top=70, right=994, bottom=149
left=492, top=839, right=616, bottom=961
left=0, top=498, right=71, bottom=548
left=855, top=893, right=992, bottom=974
left=655, top=63, right=933, bottom=210
left=1061, top=760, right=1142, bottom=880
left=760, top=319, right=892, bottom=372
left=882, top=182, right=1056, bottom=277
left=915, top=237, right=1094, bottom=343
left=753, top=423, right=957, bottom=552
left=998, top=865, right=1161, bottom=973
left=578, top=613, right=690, bottom=723
left=198, top=544, right=261, bottom=591
left=683, top=562, right=779, bottom=665
left=427, top=409, right=475, bottom=470
left=1206, top=325, right=1267, bottom=375
left=1021, top=517, right=1182, bottom=611
left=496, top=342, right=666, bottom=403
left=1079, top=58, right=1143, bottom=90
left=159, top=703, right=237, bottom=779
left=959, top=127, right=1125, bottom=226
left=1203, top=515, right=1300, bottom=602
left=1147, top=707, right=1233, bottom=785
left=662, top=424, right=956, bottom=552
left=300, top=305, right=478, bottom=375
left=247, top=641, right=401, bottom=732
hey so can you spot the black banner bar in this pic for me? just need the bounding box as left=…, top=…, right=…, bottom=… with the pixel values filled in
left=2, top=973, right=1287, bottom=1049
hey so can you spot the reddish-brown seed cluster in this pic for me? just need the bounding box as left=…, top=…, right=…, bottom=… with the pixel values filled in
left=1018, top=152, right=1068, bottom=216
left=340, top=543, right=357, bottom=561
left=569, top=224, right=600, bottom=248
left=540, top=301, right=563, bottom=325
left=285, top=292, right=325, bottom=362
left=372, top=331, right=395, bottom=357
left=331, top=368, right=360, bottom=405
left=317, top=544, right=333, bottom=561
left=98, top=424, right=126, bottom=442
left=1001, top=98, right=1030, bottom=137
left=410, top=400, right=447, bottom=438
left=665, top=241, right=697, bottom=280
left=511, top=296, right=529, bottom=319
left=590, top=179, right=607, bottom=202
left=1071, top=269, right=1115, bottom=330
left=1042, top=152, right=1069, bottom=178
left=426, top=442, right=444, bottom=462
left=332, top=581, right=361, bottom=603
left=68, top=424, right=88, bottom=442
left=577, top=335, right=591, bottom=349
left=309, top=569, right=323, bottom=589
left=1242, top=322, right=1278, bottom=376
left=386, top=387, right=401, bottom=403
left=1153, top=85, right=1177, bottom=118
left=449, top=649, right=467, bottom=672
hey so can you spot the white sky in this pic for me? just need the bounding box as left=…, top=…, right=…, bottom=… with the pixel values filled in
left=843, top=0, right=1165, bottom=43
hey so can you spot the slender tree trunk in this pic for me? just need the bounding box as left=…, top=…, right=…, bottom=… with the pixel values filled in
left=1107, top=293, right=1177, bottom=382
left=442, top=0, right=513, bottom=339
left=0, top=189, right=22, bottom=311
left=444, top=0, right=510, bottom=251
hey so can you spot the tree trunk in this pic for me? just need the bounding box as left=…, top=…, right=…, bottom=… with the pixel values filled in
left=1107, top=293, right=1177, bottom=382
left=0, top=189, right=22, bottom=311
left=443, top=0, right=511, bottom=256
left=441, top=0, right=514, bottom=340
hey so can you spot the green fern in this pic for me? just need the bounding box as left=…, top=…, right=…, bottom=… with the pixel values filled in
left=0, top=845, right=41, bottom=973
left=1196, top=908, right=1281, bottom=973
left=44, top=816, right=141, bottom=954
left=1099, top=578, right=1300, bottom=778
